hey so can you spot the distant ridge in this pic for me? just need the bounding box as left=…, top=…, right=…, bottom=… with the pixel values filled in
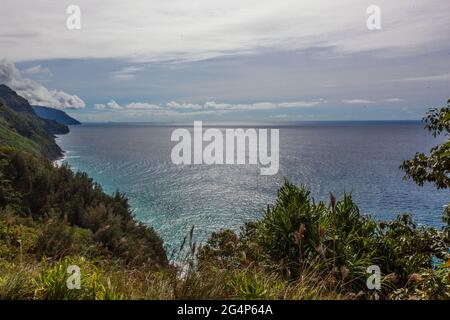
left=33, top=105, right=81, bottom=125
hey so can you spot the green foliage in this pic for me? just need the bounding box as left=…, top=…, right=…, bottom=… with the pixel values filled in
left=444, top=205, right=450, bottom=241
left=0, top=209, right=38, bottom=261
left=35, top=258, right=122, bottom=300
left=34, top=216, right=92, bottom=260
left=0, top=270, right=34, bottom=300
left=257, top=180, right=378, bottom=283
left=401, top=99, right=450, bottom=189
left=389, top=269, right=450, bottom=300
left=0, top=100, right=63, bottom=159
left=228, top=271, right=269, bottom=299
left=0, top=179, right=448, bottom=299
left=0, top=147, right=167, bottom=267
left=198, top=180, right=450, bottom=298
left=0, top=122, right=41, bottom=157
left=197, top=229, right=241, bottom=269
left=376, top=215, right=448, bottom=282
left=35, top=259, right=79, bottom=300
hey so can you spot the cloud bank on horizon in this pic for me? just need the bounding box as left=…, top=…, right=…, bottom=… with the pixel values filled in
left=92, top=98, right=331, bottom=118
left=0, top=0, right=449, bottom=120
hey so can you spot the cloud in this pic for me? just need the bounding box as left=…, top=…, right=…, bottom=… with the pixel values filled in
left=343, top=98, right=405, bottom=105
left=125, top=102, right=162, bottom=110
left=95, top=100, right=164, bottom=110
left=0, top=60, right=85, bottom=109
left=94, top=99, right=122, bottom=110
left=220, top=100, right=325, bottom=110
left=383, top=74, right=450, bottom=83
left=384, top=98, right=405, bottom=102
left=343, top=99, right=375, bottom=104
left=1, top=1, right=449, bottom=62
left=171, top=100, right=325, bottom=111
left=21, top=65, right=51, bottom=75
left=167, top=101, right=203, bottom=109
left=278, top=100, right=325, bottom=108
left=93, top=99, right=325, bottom=117
left=110, top=66, right=144, bottom=81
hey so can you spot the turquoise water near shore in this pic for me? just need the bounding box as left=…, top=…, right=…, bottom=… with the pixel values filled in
left=56, top=121, right=449, bottom=251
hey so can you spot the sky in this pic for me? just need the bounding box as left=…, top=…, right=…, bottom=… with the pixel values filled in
left=0, top=0, right=449, bottom=122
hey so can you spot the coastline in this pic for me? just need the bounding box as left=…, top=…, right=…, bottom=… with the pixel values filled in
left=52, top=132, right=70, bottom=166
left=52, top=150, right=67, bottom=167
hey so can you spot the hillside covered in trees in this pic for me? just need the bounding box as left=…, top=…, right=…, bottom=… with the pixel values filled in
left=0, top=84, right=68, bottom=159
left=32, top=105, right=81, bottom=126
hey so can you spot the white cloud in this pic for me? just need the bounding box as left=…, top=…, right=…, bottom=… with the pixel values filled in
left=385, top=98, right=405, bottom=102
left=94, top=99, right=122, bottom=110
left=110, top=66, right=144, bottom=81
left=343, top=99, right=375, bottom=104
left=0, top=60, right=85, bottom=109
left=93, top=99, right=324, bottom=116
left=21, top=65, right=51, bottom=75
left=167, top=101, right=203, bottom=109
left=384, top=74, right=450, bottom=83
left=191, top=100, right=324, bottom=111
left=1, top=1, right=449, bottom=62
left=278, top=100, right=325, bottom=108
left=125, top=102, right=162, bottom=110
left=169, top=99, right=324, bottom=111
left=343, top=98, right=405, bottom=105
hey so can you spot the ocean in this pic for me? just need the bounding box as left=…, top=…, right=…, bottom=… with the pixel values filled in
left=56, top=121, right=449, bottom=251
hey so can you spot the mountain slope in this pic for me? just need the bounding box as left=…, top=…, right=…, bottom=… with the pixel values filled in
left=0, top=84, right=65, bottom=159
left=0, top=84, right=69, bottom=135
left=0, top=84, right=36, bottom=113
left=0, top=116, right=41, bottom=156
left=33, top=105, right=81, bottom=125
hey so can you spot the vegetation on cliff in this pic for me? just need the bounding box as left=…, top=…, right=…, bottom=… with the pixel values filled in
left=32, top=105, right=81, bottom=126
left=0, top=84, right=67, bottom=159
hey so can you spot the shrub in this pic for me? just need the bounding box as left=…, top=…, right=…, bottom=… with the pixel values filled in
left=228, top=270, right=275, bottom=299
left=389, top=269, right=450, bottom=300
left=34, top=217, right=78, bottom=259
left=201, top=180, right=449, bottom=298
left=257, top=180, right=378, bottom=284
left=0, top=268, right=34, bottom=300
left=34, top=257, right=122, bottom=300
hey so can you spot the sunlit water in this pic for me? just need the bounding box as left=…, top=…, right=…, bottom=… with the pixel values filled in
left=56, top=121, right=449, bottom=251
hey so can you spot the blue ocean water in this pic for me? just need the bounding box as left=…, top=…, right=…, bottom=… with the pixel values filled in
left=56, top=121, right=449, bottom=250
